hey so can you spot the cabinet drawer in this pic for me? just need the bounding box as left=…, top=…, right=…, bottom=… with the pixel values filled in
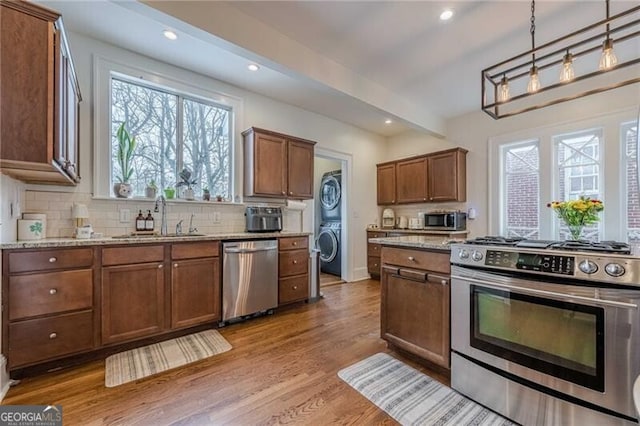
left=9, top=311, right=94, bottom=368
left=381, top=247, right=450, bottom=274
left=9, top=269, right=93, bottom=320
left=278, top=236, right=308, bottom=251
left=367, top=242, right=382, bottom=256
left=367, top=256, right=382, bottom=275
left=279, top=275, right=309, bottom=304
left=8, top=248, right=93, bottom=273
left=367, top=231, right=387, bottom=239
left=102, top=245, right=164, bottom=266
left=171, top=241, right=219, bottom=260
left=279, top=250, right=309, bottom=277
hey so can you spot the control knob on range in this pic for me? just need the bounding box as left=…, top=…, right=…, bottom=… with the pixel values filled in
left=578, top=260, right=598, bottom=274
left=458, top=249, right=469, bottom=259
left=471, top=251, right=484, bottom=262
left=605, top=263, right=625, bottom=277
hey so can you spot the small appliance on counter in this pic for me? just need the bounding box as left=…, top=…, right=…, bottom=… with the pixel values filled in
left=408, top=215, right=423, bottom=230
left=381, top=208, right=395, bottom=229
left=424, top=210, right=466, bottom=231
left=397, top=216, right=408, bottom=229
left=245, top=206, right=283, bottom=232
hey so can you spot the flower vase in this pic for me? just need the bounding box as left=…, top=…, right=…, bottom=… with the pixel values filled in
left=567, top=224, right=583, bottom=241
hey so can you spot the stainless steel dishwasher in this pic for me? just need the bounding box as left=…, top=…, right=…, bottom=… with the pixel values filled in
left=222, top=239, right=278, bottom=323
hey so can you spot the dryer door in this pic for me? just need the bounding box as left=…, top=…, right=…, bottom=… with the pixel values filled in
left=320, top=176, right=341, bottom=211
left=317, top=229, right=338, bottom=262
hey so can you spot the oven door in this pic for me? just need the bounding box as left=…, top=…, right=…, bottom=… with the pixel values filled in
left=451, top=265, right=640, bottom=419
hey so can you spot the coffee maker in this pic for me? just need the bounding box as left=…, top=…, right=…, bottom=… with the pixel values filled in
left=382, top=208, right=395, bottom=229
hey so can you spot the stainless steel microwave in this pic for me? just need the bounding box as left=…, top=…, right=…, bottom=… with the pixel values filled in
left=423, top=211, right=466, bottom=231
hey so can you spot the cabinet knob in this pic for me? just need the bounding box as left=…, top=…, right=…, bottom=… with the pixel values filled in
left=293, top=286, right=298, bottom=290
left=49, top=257, right=57, bottom=263
left=423, top=198, right=427, bottom=201
left=430, top=197, right=433, bottom=201
left=293, top=241, right=297, bottom=246
left=441, top=280, right=447, bottom=285
left=49, top=332, right=57, bottom=339
left=374, top=263, right=378, bottom=267
left=281, top=191, right=285, bottom=195
left=289, top=191, right=293, bottom=195
left=293, top=260, right=298, bottom=264
left=158, top=264, right=163, bottom=269
left=174, top=263, right=178, bottom=268
left=408, top=256, right=415, bottom=261
left=49, top=288, right=57, bottom=295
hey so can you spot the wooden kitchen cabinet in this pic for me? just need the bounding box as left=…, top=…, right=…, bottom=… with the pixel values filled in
left=376, top=163, right=397, bottom=205
left=170, top=242, right=220, bottom=329
left=101, top=246, right=166, bottom=345
left=366, top=230, right=387, bottom=277
left=380, top=246, right=450, bottom=368
left=376, top=147, right=467, bottom=205
left=427, top=148, right=467, bottom=202
left=278, top=236, right=309, bottom=305
left=2, top=247, right=96, bottom=369
left=243, top=127, right=316, bottom=199
left=0, top=1, right=81, bottom=185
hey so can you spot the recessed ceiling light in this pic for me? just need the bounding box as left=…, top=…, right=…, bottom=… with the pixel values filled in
left=247, top=63, right=260, bottom=71
left=439, top=9, right=454, bottom=21
left=384, top=119, right=393, bottom=125
left=163, top=30, right=178, bottom=40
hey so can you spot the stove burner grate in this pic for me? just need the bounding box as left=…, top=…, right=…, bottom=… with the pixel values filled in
left=466, top=236, right=524, bottom=246
left=548, top=240, right=631, bottom=254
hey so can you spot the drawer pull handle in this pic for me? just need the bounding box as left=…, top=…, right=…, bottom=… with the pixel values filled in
left=49, top=288, right=57, bottom=295
left=158, top=264, right=163, bottom=269
left=293, top=260, right=298, bottom=264
left=293, top=286, right=298, bottom=290
left=49, top=257, right=57, bottom=263
left=49, top=332, right=57, bottom=339
left=408, top=256, right=415, bottom=261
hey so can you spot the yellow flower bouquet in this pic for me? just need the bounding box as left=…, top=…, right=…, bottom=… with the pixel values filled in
left=547, top=196, right=604, bottom=240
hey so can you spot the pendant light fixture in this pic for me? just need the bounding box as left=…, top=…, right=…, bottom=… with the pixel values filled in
left=481, top=1, right=640, bottom=119
left=526, top=1, right=541, bottom=94
left=599, top=0, right=618, bottom=70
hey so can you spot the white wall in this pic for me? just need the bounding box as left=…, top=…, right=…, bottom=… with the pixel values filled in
left=386, top=89, right=639, bottom=239
left=20, top=31, right=387, bottom=281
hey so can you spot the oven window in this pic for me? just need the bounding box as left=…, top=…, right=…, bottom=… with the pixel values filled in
left=470, top=285, right=605, bottom=391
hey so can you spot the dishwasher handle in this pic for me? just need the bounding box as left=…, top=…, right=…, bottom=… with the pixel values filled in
left=224, top=246, right=278, bottom=254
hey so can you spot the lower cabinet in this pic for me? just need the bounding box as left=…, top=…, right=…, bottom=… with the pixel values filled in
left=101, top=261, right=165, bottom=345
left=278, top=236, right=309, bottom=305
left=170, top=242, right=220, bottom=329
left=380, top=247, right=450, bottom=368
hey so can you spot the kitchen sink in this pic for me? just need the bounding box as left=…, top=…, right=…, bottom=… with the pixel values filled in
left=111, top=233, right=207, bottom=239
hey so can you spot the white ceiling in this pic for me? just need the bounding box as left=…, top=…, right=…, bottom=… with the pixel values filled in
left=40, top=1, right=638, bottom=137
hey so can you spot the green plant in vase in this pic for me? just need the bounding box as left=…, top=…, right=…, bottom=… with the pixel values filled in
left=113, top=122, right=137, bottom=198
left=547, top=196, right=604, bottom=240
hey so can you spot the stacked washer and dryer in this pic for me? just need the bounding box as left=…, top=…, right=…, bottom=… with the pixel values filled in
left=316, top=170, right=342, bottom=277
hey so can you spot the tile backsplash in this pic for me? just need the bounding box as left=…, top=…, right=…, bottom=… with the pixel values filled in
left=23, top=190, right=302, bottom=238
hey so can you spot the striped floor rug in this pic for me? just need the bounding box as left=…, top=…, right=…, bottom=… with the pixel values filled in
left=105, top=329, right=232, bottom=387
left=338, top=353, right=516, bottom=426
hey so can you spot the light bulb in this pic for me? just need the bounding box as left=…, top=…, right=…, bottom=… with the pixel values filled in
left=527, top=66, right=541, bottom=93
left=559, top=51, right=575, bottom=83
left=497, top=75, right=510, bottom=102
left=599, top=38, right=618, bottom=70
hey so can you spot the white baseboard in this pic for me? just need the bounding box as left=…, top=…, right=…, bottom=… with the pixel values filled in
left=350, top=267, right=370, bottom=282
left=0, top=355, right=10, bottom=402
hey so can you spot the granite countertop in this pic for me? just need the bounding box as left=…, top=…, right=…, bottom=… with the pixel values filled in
left=366, top=227, right=469, bottom=236
left=369, top=235, right=466, bottom=251
left=0, top=231, right=311, bottom=250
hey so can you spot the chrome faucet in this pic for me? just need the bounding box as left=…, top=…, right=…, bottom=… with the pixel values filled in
left=188, top=213, right=198, bottom=234
left=175, top=219, right=184, bottom=235
left=154, top=195, right=168, bottom=236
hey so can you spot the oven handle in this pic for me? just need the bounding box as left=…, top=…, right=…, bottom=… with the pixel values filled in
left=451, top=275, right=638, bottom=310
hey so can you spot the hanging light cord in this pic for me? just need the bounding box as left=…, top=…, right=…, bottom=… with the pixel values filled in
left=530, top=0, right=536, bottom=65
left=605, top=0, right=611, bottom=39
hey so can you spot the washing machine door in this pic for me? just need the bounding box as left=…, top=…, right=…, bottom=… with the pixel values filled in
left=317, top=229, right=338, bottom=262
left=320, top=175, right=341, bottom=211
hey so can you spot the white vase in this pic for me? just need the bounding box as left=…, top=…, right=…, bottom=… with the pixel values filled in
left=113, top=182, right=133, bottom=198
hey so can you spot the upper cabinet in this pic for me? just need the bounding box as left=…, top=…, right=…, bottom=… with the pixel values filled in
left=0, top=1, right=81, bottom=185
left=377, top=148, right=467, bottom=205
left=243, top=127, right=316, bottom=199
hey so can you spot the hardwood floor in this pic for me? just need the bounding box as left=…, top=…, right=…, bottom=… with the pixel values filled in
left=319, top=272, right=344, bottom=287
left=2, top=279, right=449, bottom=425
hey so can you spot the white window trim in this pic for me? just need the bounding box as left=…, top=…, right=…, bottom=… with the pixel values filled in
left=93, top=55, right=244, bottom=200
left=488, top=106, right=636, bottom=242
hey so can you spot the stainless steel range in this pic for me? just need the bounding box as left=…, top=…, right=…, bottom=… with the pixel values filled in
left=450, top=237, right=640, bottom=426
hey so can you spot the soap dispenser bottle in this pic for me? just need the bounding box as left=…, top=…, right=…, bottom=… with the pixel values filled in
left=145, top=210, right=155, bottom=231
left=136, top=210, right=145, bottom=232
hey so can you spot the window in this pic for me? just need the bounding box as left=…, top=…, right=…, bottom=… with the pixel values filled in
left=501, top=141, right=540, bottom=239
left=623, top=119, right=640, bottom=243
left=110, top=75, right=231, bottom=199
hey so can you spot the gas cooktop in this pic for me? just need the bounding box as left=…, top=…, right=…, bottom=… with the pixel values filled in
left=465, top=236, right=631, bottom=255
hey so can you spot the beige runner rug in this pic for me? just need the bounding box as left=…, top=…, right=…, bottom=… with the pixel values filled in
left=105, top=329, right=232, bottom=387
left=338, top=352, right=515, bottom=426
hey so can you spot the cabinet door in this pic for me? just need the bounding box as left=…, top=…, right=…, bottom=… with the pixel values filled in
left=427, top=150, right=466, bottom=202
left=287, top=139, right=314, bottom=199
left=377, top=163, right=396, bottom=205
left=171, top=258, right=220, bottom=329
left=253, top=132, right=287, bottom=197
left=101, top=262, right=165, bottom=344
left=381, top=267, right=450, bottom=368
left=396, top=157, right=428, bottom=203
